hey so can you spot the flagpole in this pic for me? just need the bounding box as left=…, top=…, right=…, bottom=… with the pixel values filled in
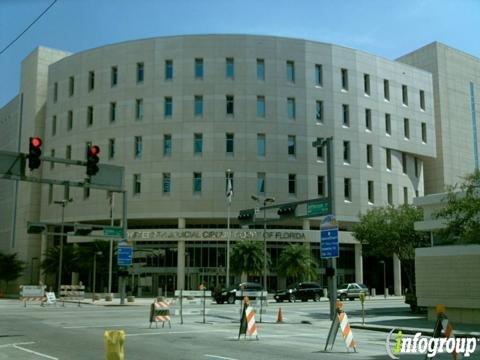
left=226, top=169, right=232, bottom=289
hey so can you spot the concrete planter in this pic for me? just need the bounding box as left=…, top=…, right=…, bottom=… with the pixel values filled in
left=105, top=294, right=113, bottom=301
left=127, top=296, right=135, bottom=303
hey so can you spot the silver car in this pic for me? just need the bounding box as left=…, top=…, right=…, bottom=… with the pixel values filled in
left=337, top=283, right=369, bottom=301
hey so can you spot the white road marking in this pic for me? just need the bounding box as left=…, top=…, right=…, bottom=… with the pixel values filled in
left=0, top=342, right=58, bottom=360
left=0, top=341, right=35, bottom=348
left=204, top=355, right=239, bottom=360
left=127, top=329, right=227, bottom=337
left=63, top=324, right=125, bottom=329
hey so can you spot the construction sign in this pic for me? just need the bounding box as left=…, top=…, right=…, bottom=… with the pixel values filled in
left=149, top=298, right=171, bottom=329
left=324, top=300, right=357, bottom=352
left=238, top=297, right=258, bottom=340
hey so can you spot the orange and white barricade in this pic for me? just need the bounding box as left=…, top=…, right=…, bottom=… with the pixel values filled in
left=238, top=297, right=259, bottom=340
left=149, top=298, right=171, bottom=328
left=324, top=300, right=357, bottom=352
left=19, top=285, right=46, bottom=307
left=433, top=305, right=457, bottom=360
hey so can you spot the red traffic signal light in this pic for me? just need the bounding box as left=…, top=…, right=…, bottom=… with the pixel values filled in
left=86, top=145, right=100, bottom=176
left=28, top=137, right=43, bottom=170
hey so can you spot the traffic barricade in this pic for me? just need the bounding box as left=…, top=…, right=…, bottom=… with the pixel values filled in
left=174, top=289, right=211, bottom=324
left=238, top=297, right=258, bottom=340
left=149, top=297, right=172, bottom=328
left=324, top=300, right=357, bottom=352
left=235, top=289, right=268, bottom=322
left=60, top=284, right=85, bottom=306
left=19, top=285, right=46, bottom=307
left=432, top=304, right=457, bottom=360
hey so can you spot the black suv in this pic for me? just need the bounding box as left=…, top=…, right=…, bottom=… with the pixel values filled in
left=274, top=282, right=323, bottom=302
left=213, top=282, right=263, bottom=304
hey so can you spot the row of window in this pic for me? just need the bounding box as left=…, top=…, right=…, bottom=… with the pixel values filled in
left=52, top=59, right=426, bottom=112
left=50, top=100, right=428, bottom=143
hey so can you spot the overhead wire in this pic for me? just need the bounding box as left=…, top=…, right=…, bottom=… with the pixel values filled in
left=0, top=0, right=58, bottom=55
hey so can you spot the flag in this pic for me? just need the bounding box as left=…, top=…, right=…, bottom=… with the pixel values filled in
left=226, top=177, right=233, bottom=204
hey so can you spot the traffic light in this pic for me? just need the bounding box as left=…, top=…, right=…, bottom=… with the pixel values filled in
left=86, top=145, right=100, bottom=176
left=277, top=204, right=297, bottom=218
left=238, top=209, right=255, bottom=224
left=28, top=137, right=42, bottom=170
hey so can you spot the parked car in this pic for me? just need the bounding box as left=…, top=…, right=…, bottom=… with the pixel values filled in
left=213, top=282, right=263, bottom=304
left=336, top=283, right=369, bottom=301
left=274, top=282, right=323, bottom=302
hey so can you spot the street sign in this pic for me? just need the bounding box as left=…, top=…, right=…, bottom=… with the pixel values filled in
left=320, top=227, right=339, bottom=259
left=307, top=199, right=330, bottom=217
left=104, top=227, right=124, bottom=237
left=117, top=246, right=133, bottom=266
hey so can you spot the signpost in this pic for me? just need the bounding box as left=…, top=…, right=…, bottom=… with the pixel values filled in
left=320, top=228, right=339, bottom=258
left=321, top=214, right=339, bottom=321
left=117, top=246, right=133, bottom=266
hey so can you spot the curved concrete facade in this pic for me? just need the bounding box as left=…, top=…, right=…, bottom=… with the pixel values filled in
left=41, top=35, right=435, bottom=226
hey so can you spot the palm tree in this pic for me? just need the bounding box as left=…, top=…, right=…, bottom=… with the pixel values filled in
left=0, top=252, right=25, bottom=294
left=277, top=244, right=317, bottom=283
left=230, top=240, right=269, bottom=280
left=41, top=244, right=78, bottom=287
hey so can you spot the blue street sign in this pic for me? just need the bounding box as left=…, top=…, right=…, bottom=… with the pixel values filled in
left=117, top=246, right=133, bottom=266
left=320, top=227, right=339, bottom=259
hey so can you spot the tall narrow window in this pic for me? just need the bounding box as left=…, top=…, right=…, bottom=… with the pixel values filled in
left=404, top=118, right=410, bottom=139
left=194, top=95, right=203, bottom=117
left=195, top=58, right=204, bottom=79
left=364, top=73, right=370, bottom=95
left=317, top=176, right=325, bottom=197
left=384, top=79, right=390, bottom=100
left=402, top=85, right=408, bottom=105
left=110, top=102, right=116, bottom=123
left=368, top=180, right=374, bottom=203
left=226, top=133, right=234, bottom=154
left=387, top=184, right=393, bottom=205
left=420, top=90, right=426, bottom=110
left=226, top=95, right=234, bottom=115
left=134, top=136, right=143, bottom=158
left=111, top=66, right=118, bottom=87
left=133, top=174, right=141, bottom=195
left=288, top=135, right=296, bottom=157
left=386, top=148, right=392, bottom=170
left=164, top=134, right=172, bottom=156
left=50, top=149, right=55, bottom=170
left=344, top=178, right=352, bottom=201
left=164, top=97, right=173, bottom=117
left=68, top=111, right=73, bottom=131
left=66, top=145, right=72, bottom=162
left=257, top=172, right=266, bottom=194
left=136, top=99, right=144, bottom=120
left=84, top=186, right=90, bottom=200
left=87, top=106, right=93, bottom=127
left=385, top=113, right=391, bottom=135
left=109, top=138, right=115, bottom=159
left=315, top=64, right=323, bottom=86
left=48, top=184, right=53, bottom=204
left=415, top=157, right=419, bottom=177
left=341, top=68, right=348, bottom=90
left=366, top=144, right=373, bottom=167
left=69, top=76, right=75, bottom=97
left=194, top=133, right=203, bottom=155
left=165, top=60, right=173, bottom=80
left=53, top=82, right=58, bottom=102
left=287, top=98, right=296, bottom=119
left=257, top=96, right=266, bottom=118
left=226, top=58, right=234, bottom=79
left=286, top=61, right=295, bottom=82
left=288, top=174, right=296, bottom=195
left=137, top=62, right=144, bottom=83
left=88, top=71, right=95, bottom=91
left=342, top=104, right=350, bottom=127
left=257, top=134, right=266, bottom=157
left=316, top=100, right=323, bottom=122
left=163, top=173, right=171, bottom=194
left=402, top=152, right=407, bottom=174
left=403, top=187, right=408, bottom=204
left=365, top=108, right=372, bottom=130
left=193, top=172, right=202, bottom=193
left=343, top=141, right=350, bottom=164
left=52, top=116, right=57, bottom=136
left=256, top=59, right=265, bottom=81
left=316, top=138, right=324, bottom=160
left=421, top=122, right=427, bottom=143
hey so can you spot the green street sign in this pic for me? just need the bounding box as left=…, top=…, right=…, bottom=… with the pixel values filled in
left=307, top=199, right=330, bottom=217
left=103, top=227, right=124, bottom=237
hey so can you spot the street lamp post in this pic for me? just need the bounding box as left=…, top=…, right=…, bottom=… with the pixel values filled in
left=92, top=251, right=103, bottom=301
left=379, top=260, right=387, bottom=298
left=54, top=198, right=73, bottom=295
left=226, top=169, right=232, bottom=289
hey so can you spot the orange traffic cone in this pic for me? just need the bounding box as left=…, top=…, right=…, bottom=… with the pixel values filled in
left=277, top=307, right=284, bottom=323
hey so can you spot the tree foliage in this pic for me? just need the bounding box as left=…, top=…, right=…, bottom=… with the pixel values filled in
left=0, top=252, right=25, bottom=292
left=276, top=244, right=317, bottom=282
left=435, top=170, right=480, bottom=244
left=230, top=240, right=269, bottom=278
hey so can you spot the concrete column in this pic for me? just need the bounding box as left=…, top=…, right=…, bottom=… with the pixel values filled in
left=393, top=254, right=402, bottom=296
left=177, top=218, right=186, bottom=290
left=302, top=219, right=313, bottom=281
left=39, top=232, right=48, bottom=285
left=354, top=243, right=364, bottom=284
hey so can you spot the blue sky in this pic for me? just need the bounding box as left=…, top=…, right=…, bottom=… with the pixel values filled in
left=1, top=0, right=479, bottom=107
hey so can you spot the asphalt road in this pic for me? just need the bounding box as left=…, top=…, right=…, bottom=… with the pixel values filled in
left=0, top=298, right=476, bottom=359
